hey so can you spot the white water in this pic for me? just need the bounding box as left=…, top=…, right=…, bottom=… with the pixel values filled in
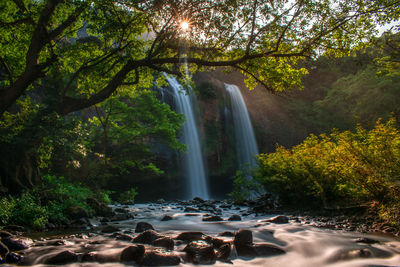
left=166, top=75, right=209, bottom=199
left=225, top=83, right=259, bottom=170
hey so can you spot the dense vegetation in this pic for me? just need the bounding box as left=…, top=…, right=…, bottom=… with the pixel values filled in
left=254, top=117, right=400, bottom=227
left=0, top=0, right=399, bottom=230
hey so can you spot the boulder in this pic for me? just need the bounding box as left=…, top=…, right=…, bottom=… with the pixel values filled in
left=175, top=232, right=205, bottom=242
left=228, top=215, right=242, bottom=221
left=115, top=234, right=133, bottom=241
left=139, top=252, right=181, bottom=266
left=120, top=245, right=145, bottom=262
left=218, top=231, right=235, bottom=237
left=0, top=241, right=9, bottom=254
left=265, top=215, right=289, bottom=224
left=216, top=244, right=231, bottom=262
left=161, top=215, right=173, bottom=221
left=193, top=197, right=206, bottom=203
left=5, top=252, right=23, bottom=264
left=153, top=237, right=174, bottom=250
left=234, top=229, right=255, bottom=257
left=1, top=237, right=32, bottom=251
left=234, top=229, right=253, bottom=247
left=67, top=206, right=89, bottom=220
left=183, top=241, right=216, bottom=264
left=0, top=231, right=12, bottom=239
left=184, top=207, right=200, bottom=212
left=132, top=230, right=164, bottom=244
left=202, top=215, right=223, bottom=222
left=87, top=197, right=114, bottom=217
left=354, top=237, right=379, bottom=244
left=135, top=222, right=154, bottom=233
left=45, top=250, right=79, bottom=265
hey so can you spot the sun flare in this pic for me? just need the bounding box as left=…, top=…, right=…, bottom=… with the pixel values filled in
left=180, top=21, right=189, bottom=31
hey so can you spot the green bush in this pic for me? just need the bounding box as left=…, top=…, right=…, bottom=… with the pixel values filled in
left=118, top=188, right=138, bottom=204
left=255, top=117, right=400, bottom=226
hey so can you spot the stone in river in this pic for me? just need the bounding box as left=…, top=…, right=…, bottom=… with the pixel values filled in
left=139, top=251, right=181, bottom=266
left=183, top=240, right=216, bottom=264
left=228, top=214, right=242, bottom=221
left=120, top=245, right=145, bottom=262
left=218, top=231, right=235, bottom=237
left=202, top=215, right=223, bottom=221
left=175, top=232, right=205, bottom=242
left=132, top=230, right=164, bottom=244
left=0, top=241, right=9, bottom=254
left=234, top=229, right=253, bottom=247
left=216, top=244, right=232, bottom=262
left=153, top=237, right=174, bottom=250
left=45, top=250, right=79, bottom=265
left=161, top=215, right=173, bottom=221
left=184, top=207, right=200, bottom=212
left=1, top=237, right=32, bottom=251
left=135, top=222, right=154, bottom=233
left=5, top=252, right=23, bottom=264
left=265, top=215, right=289, bottom=224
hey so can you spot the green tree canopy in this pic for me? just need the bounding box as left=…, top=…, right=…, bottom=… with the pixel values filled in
left=1, top=0, right=399, bottom=115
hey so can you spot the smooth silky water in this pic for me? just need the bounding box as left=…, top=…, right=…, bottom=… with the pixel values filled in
left=20, top=203, right=400, bottom=266
left=165, top=75, right=209, bottom=200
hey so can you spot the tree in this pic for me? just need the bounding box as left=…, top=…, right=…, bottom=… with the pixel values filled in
left=1, top=0, right=399, bottom=116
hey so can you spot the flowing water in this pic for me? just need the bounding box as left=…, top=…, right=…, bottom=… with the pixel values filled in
left=165, top=75, right=209, bottom=199
left=20, top=202, right=400, bottom=267
left=225, top=84, right=259, bottom=170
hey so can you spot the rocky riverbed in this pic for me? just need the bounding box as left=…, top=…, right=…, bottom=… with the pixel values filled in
left=1, top=199, right=400, bottom=266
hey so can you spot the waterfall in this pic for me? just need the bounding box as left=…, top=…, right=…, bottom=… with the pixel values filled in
left=225, top=83, right=259, bottom=170
left=165, top=75, right=209, bottom=199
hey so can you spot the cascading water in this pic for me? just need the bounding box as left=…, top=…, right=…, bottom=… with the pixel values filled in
left=225, top=83, right=259, bottom=170
left=165, top=75, right=209, bottom=199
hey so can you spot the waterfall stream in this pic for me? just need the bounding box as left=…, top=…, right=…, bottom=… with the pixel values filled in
left=166, top=75, right=209, bottom=199
left=225, top=83, right=259, bottom=170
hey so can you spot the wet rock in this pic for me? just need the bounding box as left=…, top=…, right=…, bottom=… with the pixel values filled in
left=184, top=241, right=216, bottom=264
left=5, top=252, right=23, bottom=264
left=265, top=215, right=289, bottom=224
left=209, top=237, right=225, bottom=248
left=184, top=213, right=200, bottom=216
left=115, top=207, right=129, bottom=213
left=228, top=215, right=242, bottom=221
left=216, top=244, right=231, bottom=262
left=176, top=232, right=205, bottom=242
left=87, top=197, right=114, bottom=217
left=101, top=225, right=120, bottom=233
left=234, top=229, right=253, bottom=247
left=0, top=231, right=12, bottom=239
left=218, top=231, right=235, bottom=237
left=184, top=207, right=200, bottom=212
left=139, top=251, right=181, bottom=266
left=253, top=244, right=285, bottom=257
left=219, top=204, right=232, bottom=209
left=0, top=241, right=9, bottom=254
left=115, top=233, right=134, bottom=241
left=355, top=237, right=379, bottom=244
left=202, top=215, right=223, bottom=222
left=161, top=215, right=173, bottom=221
left=120, top=245, right=145, bottom=262
left=1, top=237, right=32, bottom=251
left=234, top=229, right=255, bottom=257
left=193, top=197, right=205, bottom=203
left=133, top=230, right=164, bottom=244
left=135, top=222, right=154, bottom=233
left=45, top=250, right=79, bottom=265
left=153, top=237, right=174, bottom=250
left=0, top=255, right=4, bottom=264
left=46, top=239, right=68, bottom=246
